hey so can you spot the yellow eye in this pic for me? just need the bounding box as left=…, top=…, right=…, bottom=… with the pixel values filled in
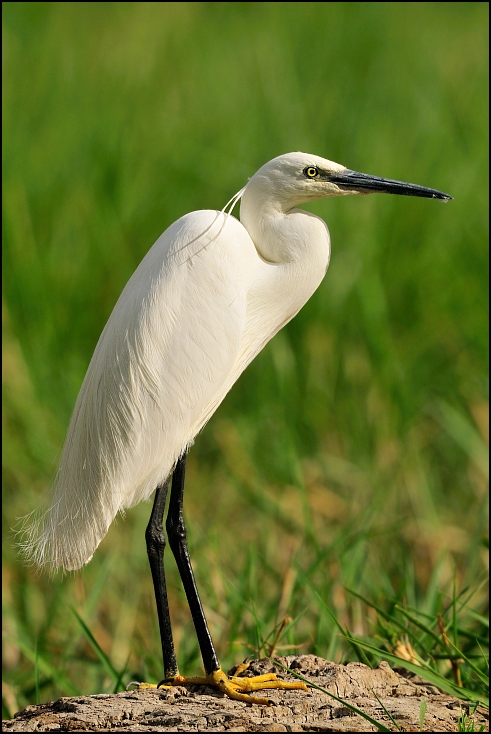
left=304, top=166, right=318, bottom=178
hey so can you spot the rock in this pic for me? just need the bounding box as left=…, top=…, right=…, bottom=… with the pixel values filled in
left=3, top=656, right=488, bottom=732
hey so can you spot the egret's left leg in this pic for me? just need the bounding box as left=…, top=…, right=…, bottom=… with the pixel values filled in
left=145, top=475, right=178, bottom=677
left=160, top=453, right=308, bottom=705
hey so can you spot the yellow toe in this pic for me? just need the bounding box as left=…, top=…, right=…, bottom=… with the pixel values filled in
left=210, top=667, right=308, bottom=705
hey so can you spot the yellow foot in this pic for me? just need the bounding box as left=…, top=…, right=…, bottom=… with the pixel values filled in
left=129, top=664, right=308, bottom=705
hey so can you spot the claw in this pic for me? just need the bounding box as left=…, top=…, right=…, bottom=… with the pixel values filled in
left=126, top=681, right=143, bottom=691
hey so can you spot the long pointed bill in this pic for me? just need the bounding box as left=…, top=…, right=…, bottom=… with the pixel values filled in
left=329, top=169, right=452, bottom=201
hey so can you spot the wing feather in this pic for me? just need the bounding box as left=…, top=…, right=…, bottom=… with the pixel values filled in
left=28, top=210, right=253, bottom=570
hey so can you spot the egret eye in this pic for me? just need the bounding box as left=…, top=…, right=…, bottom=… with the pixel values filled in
left=304, top=166, right=319, bottom=179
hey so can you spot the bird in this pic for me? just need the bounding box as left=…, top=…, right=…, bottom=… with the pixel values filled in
left=25, top=152, right=452, bottom=704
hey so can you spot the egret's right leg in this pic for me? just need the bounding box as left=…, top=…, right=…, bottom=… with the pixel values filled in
left=165, top=453, right=220, bottom=675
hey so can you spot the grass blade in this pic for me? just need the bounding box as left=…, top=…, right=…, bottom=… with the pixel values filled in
left=34, top=638, right=39, bottom=705
left=370, top=687, right=402, bottom=731
left=69, top=605, right=122, bottom=688
left=419, top=697, right=427, bottom=731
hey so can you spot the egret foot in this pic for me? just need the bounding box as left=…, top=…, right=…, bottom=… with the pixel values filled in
left=131, top=665, right=308, bottom=705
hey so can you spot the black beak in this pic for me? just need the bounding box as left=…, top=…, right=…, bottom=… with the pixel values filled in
left=329, top=169, right=452, bottom=201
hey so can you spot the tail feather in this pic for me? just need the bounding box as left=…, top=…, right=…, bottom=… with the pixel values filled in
left=20, top=485, right=119, bottom=572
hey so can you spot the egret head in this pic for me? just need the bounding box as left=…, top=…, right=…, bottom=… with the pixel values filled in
left=245, top=152, right=452, bottom=213
left=247, top=152, right=352, bottom=209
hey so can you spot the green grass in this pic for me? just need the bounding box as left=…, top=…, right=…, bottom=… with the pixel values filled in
left=2, top=2, right=488, bottom=721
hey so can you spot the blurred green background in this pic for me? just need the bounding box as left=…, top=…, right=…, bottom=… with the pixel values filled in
left=3, top=1, right=488, bottom=716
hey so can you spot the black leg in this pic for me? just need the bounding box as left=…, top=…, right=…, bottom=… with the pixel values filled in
left=145, top=477, right=178, bottom=677
left=166, top=452, right=220, bottom=674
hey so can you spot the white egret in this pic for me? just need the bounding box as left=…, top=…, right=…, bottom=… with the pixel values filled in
left=26, top=152, right=451, bottom=704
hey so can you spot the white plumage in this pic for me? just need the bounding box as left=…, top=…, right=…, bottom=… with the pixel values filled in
left=26, top=151, right=450, bottom=572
